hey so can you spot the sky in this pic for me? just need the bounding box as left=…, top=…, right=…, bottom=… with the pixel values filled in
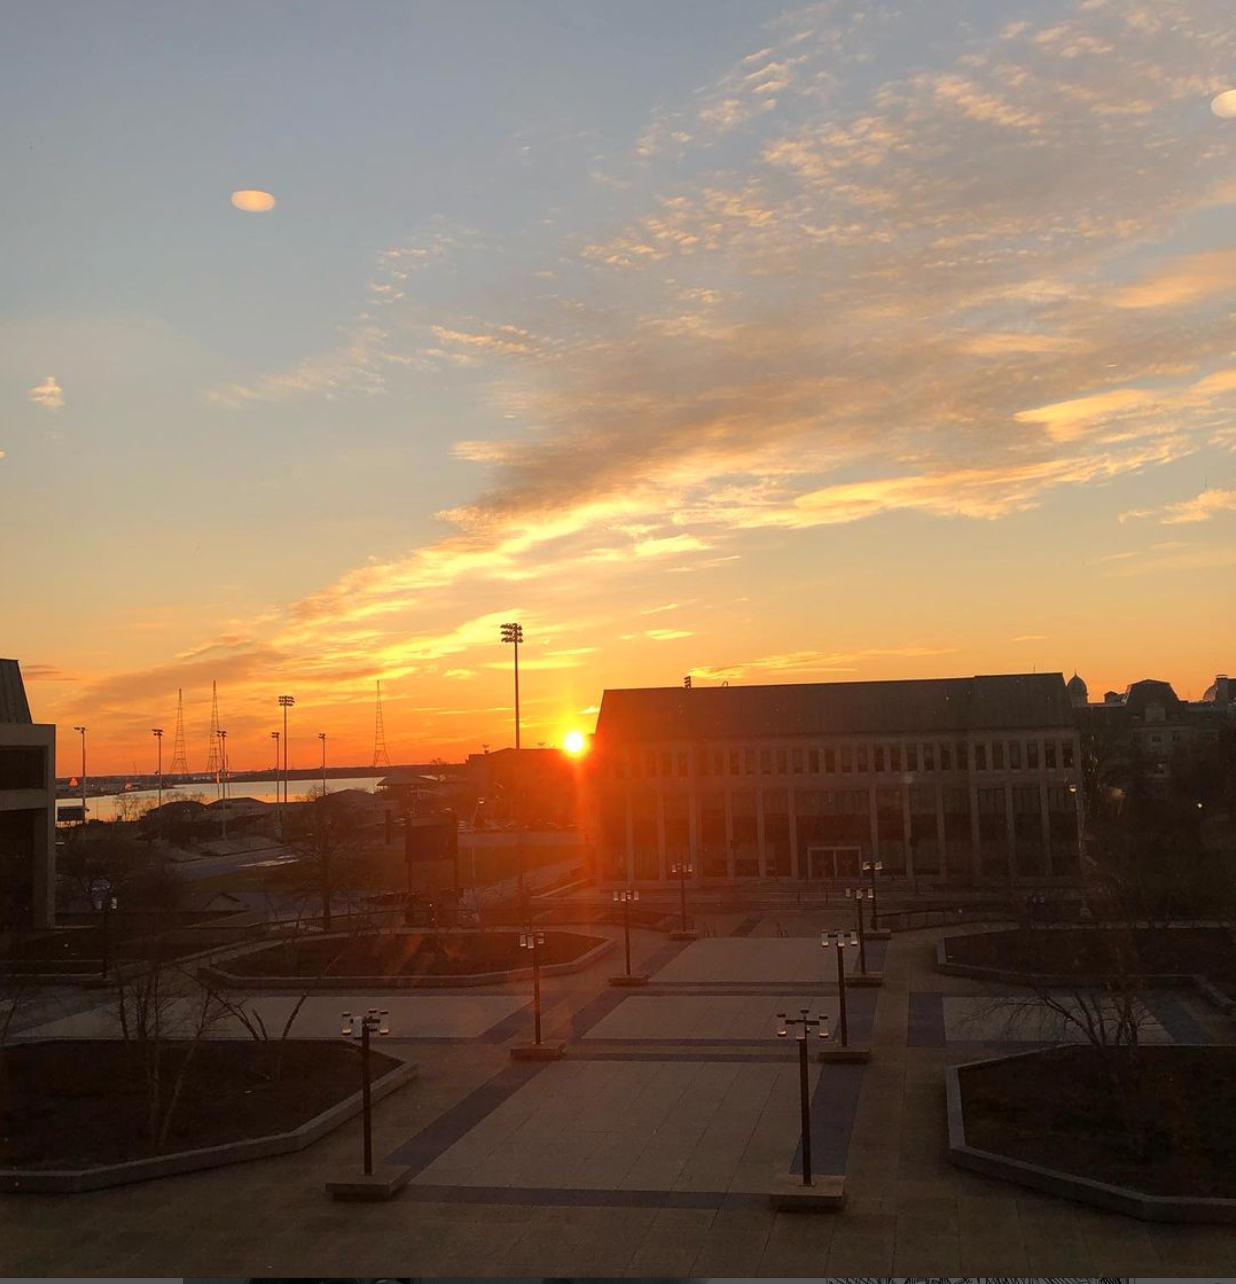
left=3, top=0, right=1235, bottom=776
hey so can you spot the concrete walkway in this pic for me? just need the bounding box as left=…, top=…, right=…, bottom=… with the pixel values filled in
left=5, top=916, right=1235, bottom=1276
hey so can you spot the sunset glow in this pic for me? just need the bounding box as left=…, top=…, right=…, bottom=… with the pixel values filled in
left=564, top=730, right=586, bottom=756
left=3, top=2, right=1233, bottom=777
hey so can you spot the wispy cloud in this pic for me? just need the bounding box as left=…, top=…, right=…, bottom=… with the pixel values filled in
left=1123, top=486, right=1236, bottom=524
left=28, top=375, right=63, bottom=409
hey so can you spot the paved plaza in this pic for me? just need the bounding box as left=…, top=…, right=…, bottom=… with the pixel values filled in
left=5, top=916, right=1236, bottom=1276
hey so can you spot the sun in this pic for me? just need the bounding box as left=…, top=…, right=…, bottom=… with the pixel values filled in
left=563, top=729, right=587, bottom=755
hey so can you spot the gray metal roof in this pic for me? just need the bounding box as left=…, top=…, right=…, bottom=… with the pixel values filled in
left=595, top=673, right=1073, bottom=742
left=0, top=659, right=33, bottom=724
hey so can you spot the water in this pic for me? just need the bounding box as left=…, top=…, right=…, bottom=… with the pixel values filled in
left=57, top=775, right=383, bottom=822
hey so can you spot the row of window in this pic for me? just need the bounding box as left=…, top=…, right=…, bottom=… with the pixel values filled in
left=614, top=737, right=1077, bottom=781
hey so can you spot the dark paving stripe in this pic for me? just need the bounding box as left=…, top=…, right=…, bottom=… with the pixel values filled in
left=790, top=1060, right=865, bottom=1177
left=570, top=1050, right=793, bottom=1062
left=386, top=1061, right=546, bottom=1173
left=907, top=990, right=947, bottom=1047
left=405, top=1183, right=765, bottom=1209
left=731, top=914, right=762, bottom=937
left=476, top=1000, right=535, bottom=1043
left=1147, top=992, right=1211, bottom=1045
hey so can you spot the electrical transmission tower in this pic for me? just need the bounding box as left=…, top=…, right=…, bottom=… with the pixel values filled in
left=205, top=680, right=221, bottom=775
left=169, top=687, right=190, bottom=777
left=372, top=679, right=392, bottom=768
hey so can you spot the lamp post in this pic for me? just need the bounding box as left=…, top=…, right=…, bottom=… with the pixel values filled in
left=846, top=885, right=872, bottom=974
left=279, top=694, right=295, bottom=821
left=217, top=730, right=228, bottom=840
left=520, top=928, right=546, bottom=1045
left=73, top=726, right=87, bottom=830
left=318, top=731, right=327, bottom=798
left=776, top=1007, right=829, bottom=1186
left=861, top=859, right=882, bottom=930
left=340, top=1008, right=389, bottom=1175
left=271, top=731, right=281, bottom=833
left=500, top=623, right=525, bottom=909
left=91, top=878, right=116, bottom=978
left=671, top=861, right=693, bottom=933
left=822, top=930, right=858, bottom=1046
left=613, top=887, right=639, bottom=975
left=151, top=728, right=163, bottom=839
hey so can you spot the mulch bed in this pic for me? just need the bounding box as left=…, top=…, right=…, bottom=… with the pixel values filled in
left=0, top=1039, right=399, bottom=1170
left=945, top=925, right=1236, bottom=1000
left=961, top=1045, right=1236, bottom=1198
left=225, top=928, right=605, bottom=978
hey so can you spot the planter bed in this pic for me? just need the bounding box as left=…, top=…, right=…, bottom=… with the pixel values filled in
left=938, top=926, right=1236, bottom=1007
left=205, top=928, right=613, bottom=989
left=948, top=1045, right=1236, bottom=1221
left=0, top=1038, right=412, bottom=1193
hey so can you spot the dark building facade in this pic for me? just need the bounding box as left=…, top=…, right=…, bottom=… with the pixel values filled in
left=591, top=673, right=1083, bottom=886
left=0, top=659, right=56, bottom=928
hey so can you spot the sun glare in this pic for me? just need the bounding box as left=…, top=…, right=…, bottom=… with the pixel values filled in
left=564, top=729, right=586, bottom=755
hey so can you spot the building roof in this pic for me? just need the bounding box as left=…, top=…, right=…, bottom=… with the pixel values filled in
left=0, top=659, right=33, bottom=724
left=595, top=673, right=1074, bottom=742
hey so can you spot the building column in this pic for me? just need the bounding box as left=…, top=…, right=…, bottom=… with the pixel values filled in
left=1005, top=782, right=1017, bottom=883
left=869, top=785, right=880, bottom=864
left=788, top=787, right=800, bottom=880
left=724, top=788, right=736, bottom=882
left=1039, top=781, right=1052, bottom=878
left=935, top=783, right=947, bottom=882
left=623, top=789, right=634, bottom=883
left=687, top=786, right=700, bottom=881
left=655, top=791, right=668, bottom=884
left=902, top=784, right=915, bottom=878
left=969, top=781, right=981, bottom=880
left=756, top=789, right=767, bottom=880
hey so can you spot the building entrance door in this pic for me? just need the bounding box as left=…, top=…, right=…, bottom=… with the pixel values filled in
left=805, top=845, right=861, bottom=880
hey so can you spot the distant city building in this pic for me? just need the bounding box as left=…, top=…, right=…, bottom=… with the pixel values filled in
left=591, top=673, right=1084, bottom=886
left=0, top=659, right=56, bottom=928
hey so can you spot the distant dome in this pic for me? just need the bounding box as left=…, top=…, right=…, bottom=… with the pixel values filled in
left=1066, top=672, right=1088, bottom=705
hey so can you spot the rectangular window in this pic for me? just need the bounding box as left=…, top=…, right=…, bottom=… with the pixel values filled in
left=975, top=743, right=987, bottom=770
left=857, top=744, right=868, bottom=773
left=956, top=741, right=968, bottom=769
left=1027, top=740, right=1039, bottom=769
left=923, top=744, right=934, bottom=772
left=906, top=745, right=918, bottom=772
left=744, top=748, right=756, bottom=775
left=808, top=747, right=820, bottom=773
left=760, top=748, right=772, bottom=774
left=1009, top=741, right=1021, bottom=770
left=1062, top=740, right=1074, bottom=768
left=1045, top=742, right=1057, bottom=769
left=695, top=747, right=709, bottom=776
left=992, top=742, right=1004, bottom=770
left=729, top=749, right=740, bottom=776
left=677, top=751, right=687, bottom=777
left=940, top=744, right=951, bottom=771
left=776, top=748, right=787, bottom=775
left=874, top=745, right=885, bottom=772
left=661, top=750, right=672, bottom=778
left=792, top=747, right=803, bottom=774
left=713, top=749, right=725, bottom=776
left=824, top=748, right=836, bottom=773
left=890, top=745, right=902, bottom=771
left=840, top=747, right=852, bottom=773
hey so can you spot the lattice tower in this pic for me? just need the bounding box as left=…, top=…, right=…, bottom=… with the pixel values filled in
left=372, top=679, right=392, bottom=768
left=168, top=687, right=191, bottom=776
left=205, top=680, right=221, bottom=774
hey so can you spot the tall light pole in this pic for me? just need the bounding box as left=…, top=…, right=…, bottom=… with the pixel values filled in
left=73, top=726, right=87, bottom=831
left=318, top=731, right=327, bottom=797
left=822, top=930, right=858, bottom=1047
left=776, top=1007, right=829, bottom=1187
left=340, top=1008, right=390, bottom=1175
left=217, top=729, right=228, bottom=840
left=278, top=698, right=296, bottom=806
left=152, top=728, right=163, bottom=840
left=271, top=731, right=281, bottom=834
left=500, top=624, right=525, bottom=908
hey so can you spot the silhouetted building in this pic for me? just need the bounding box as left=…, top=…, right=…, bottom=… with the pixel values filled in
left=0, top=659, right=56, bottom=928
left=467, top=748, right=579, bottom=828
left=591, top=673, right=1083, bottom=886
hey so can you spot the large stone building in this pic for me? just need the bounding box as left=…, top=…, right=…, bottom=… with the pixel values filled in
left=0, top=659, right=56, bottom=928
left=591, top=673, right=1083, bottom=886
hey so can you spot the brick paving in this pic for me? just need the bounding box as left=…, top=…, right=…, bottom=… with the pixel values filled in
left=5, top=912, right=1235, bottom=1275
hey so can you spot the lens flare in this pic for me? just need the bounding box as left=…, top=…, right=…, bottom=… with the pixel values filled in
left=230, top=190, right=276, bottom=212
left=1211, top=89, right=1236, bottom=118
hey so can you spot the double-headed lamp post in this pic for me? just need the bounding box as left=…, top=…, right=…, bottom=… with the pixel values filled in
left=846, top=885, right=872, bottom=974
left=776, top=1007, right=829, bottom=1187
left=822, top=930, right=859, bottom=1046
left=271, top=731, right=281, bottom=833
left=91, top=878, right=116, bottom=978
left=671, top=861, right=693, bottom=933
left=151, top=728, right=163, bottom=838
left=318, top=731, right=328, bottom=797
left=500, top=623, right=525, bottom=909
left=278, top=695, right=295, bottom=808
left=341, top=1007, right=390, bottom=1175
left=613, top=887, right=639, bottom=976
left=519, top=928, right=546, bottom=1045
left=217, top=730, right=228, bottom=840
left=861, top=859, right=883, bottom=929
left=73, top=726, right=87, bottom=830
